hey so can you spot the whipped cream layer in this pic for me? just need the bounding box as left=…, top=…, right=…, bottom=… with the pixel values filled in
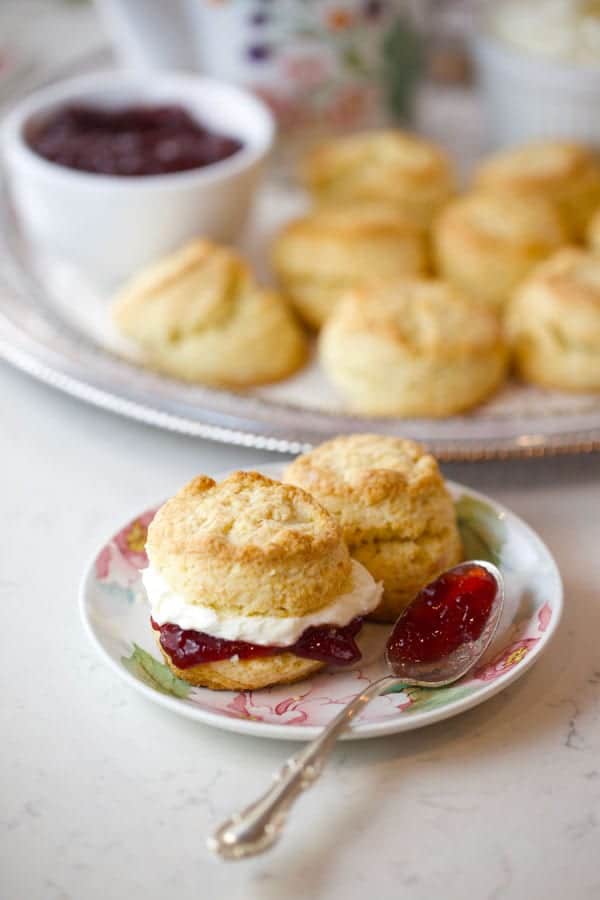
left=143, top=559, right=382, bottom=646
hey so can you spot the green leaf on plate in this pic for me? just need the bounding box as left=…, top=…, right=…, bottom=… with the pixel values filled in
left=405, top=684, right=474, bottom=712
left=121, top=644, right=191, bottom=698
left=455, top=495, right=506, bottom=566
left=383, top=681, right=409, bottom=696
left=384, top=683, right=474, bottom=712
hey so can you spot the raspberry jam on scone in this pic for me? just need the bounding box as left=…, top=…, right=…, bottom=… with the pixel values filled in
left=151, top=617, right=364, bottom=667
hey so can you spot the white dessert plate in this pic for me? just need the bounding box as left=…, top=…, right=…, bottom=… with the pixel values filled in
left=80, top=463, right=562, bottom=741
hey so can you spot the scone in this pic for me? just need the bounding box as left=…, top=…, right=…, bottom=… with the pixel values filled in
left=112, top=239, right=307, bottom=386
left=271, top=205, right=427, bottom=329
left=302, top=129, right=455, bottom=231
left=506, top=247, right=600, bottom=391
left=433, top=190, right=566, bottom=310
left=586, top=206, right=600, bottom=252
left=473, top=141, right=600, bottom=240
left=143, top=471, right=381, bottom=690
left=319, top=278, right=508, bottom=417
left=283, top=435, right=462, bottom=623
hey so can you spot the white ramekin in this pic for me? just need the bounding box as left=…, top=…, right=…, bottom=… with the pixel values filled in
left=472, top=29, right=600, bottom=150
left=1, top=70, right=275, bottom=283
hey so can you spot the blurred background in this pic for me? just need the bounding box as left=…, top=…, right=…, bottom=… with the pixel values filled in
left=0, top=0, right=490, bottom=172
left=6, top=0, right=600, bottom=169
left=1, top=0, right=476, bottom=145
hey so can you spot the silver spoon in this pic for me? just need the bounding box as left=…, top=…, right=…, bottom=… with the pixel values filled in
left=208, top=560, right=504, bottom=861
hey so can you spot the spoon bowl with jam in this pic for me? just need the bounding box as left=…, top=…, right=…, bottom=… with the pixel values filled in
left=209, top=560, right=504, bottom=861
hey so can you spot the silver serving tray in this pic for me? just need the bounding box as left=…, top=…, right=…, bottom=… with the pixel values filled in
left=1, top=66, right=600, bottom=460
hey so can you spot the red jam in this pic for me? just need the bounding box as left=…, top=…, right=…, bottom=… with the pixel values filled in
left=386, top=564, right=497, bottom=666
left=27, top=104, right=243, bottom=176
left=152, top=617, right=364, bottom=668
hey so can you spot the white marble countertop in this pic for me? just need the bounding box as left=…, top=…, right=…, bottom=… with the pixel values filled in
left=2, top=359, right=600, bottom=900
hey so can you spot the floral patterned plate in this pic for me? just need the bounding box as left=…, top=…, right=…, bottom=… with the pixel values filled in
left=80, top=465, right=562, bottom=741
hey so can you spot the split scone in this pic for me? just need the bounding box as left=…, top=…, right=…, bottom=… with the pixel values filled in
left=319, top=278, right=508, bottom=417
left=283, top=435, right=462, bottom=623
left=433, top=190, right=566, bottom=310
left=506, top=247, right=600, bottom=391
left=302, top=129, right=455, bottom=232
left=271, top=205, right=427, bottom=329
left=143, top=471, right=382, bottom=690
left=112, top=239, right=307, bottom=386
left=473, top=141, right=600, bottom=241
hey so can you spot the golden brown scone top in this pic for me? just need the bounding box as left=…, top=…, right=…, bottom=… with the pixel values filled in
left=474, top=140, right=597, bottom=193
left=113, top=239, right=247, bottom=340
left=302, top=129, right=455, bottom=225
left=304, top=129, right=454, bottom=193
left=434, top=190, right=566, bottom=251
left=285, top=434, right=438, bottom=499
left=271, top=204, right=427, bottom=284
left=473, top=141, right=600, bottom=239
left=283, top=434, right=454, bottom=543
left=146, top=470, right=352, bottom=617
left=328, top=279, right=502, bottom=358
left=517, top=246, right=600, bottom=307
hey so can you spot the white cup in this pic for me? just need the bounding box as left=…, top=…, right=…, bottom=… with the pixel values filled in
left=1, top=70, right=275, bottom=283
left=473, top=27, right=600, bottom=149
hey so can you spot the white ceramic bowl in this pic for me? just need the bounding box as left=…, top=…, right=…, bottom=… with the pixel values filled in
left=1, top=70, right=275, bottom=283
left=473, top=28, right=600, bottom=150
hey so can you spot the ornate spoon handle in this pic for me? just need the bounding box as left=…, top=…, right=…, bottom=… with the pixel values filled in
left=208, top=674, right=399, bottom=860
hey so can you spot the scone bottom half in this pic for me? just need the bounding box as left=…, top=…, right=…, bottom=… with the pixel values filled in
left=143, top=470, right=382, bottom=691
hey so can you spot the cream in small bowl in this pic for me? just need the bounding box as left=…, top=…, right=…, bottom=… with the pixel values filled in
left=1, top=70, right=275, bottom=282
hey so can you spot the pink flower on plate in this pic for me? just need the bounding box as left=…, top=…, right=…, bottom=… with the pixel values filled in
left=95, top=545, right=112, bottom=579
left=538, top=603, right=552, bottom=633
left=473, top=638, right=539, bottom=683
left=225, top=690, right=313, bottom=725
left=114, top=510, right=155, bottom=569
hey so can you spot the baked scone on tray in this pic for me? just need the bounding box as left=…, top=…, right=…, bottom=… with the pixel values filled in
left=433, top=190, right=566, bottom=311
left=113, top=239, right=307, bottom=387
left=143, top=471, right=381, bottom=691
left=283, top=435, right=463, bottom=624
left=319, top=277, right=508, bottom=417
left=271, top=205, right=427, bottom=329
left=473, top=140, right=600, bottom=241
left=302, top=128, right=455, bottom=232
left=507, top=247, right=600, bottom=391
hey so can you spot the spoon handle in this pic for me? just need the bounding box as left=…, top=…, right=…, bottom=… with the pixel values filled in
left=208, top=674, right=399, bottom=860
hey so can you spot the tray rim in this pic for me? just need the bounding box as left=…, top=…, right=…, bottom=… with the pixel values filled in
left=2, top=312, right=600, bottom=461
